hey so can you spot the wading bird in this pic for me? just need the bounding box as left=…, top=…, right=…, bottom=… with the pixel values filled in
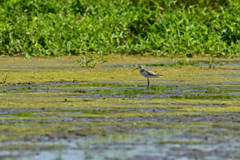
left=133, top=66, right=163, bottom=89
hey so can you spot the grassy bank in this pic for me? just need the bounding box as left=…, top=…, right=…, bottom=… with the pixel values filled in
left=0, top=0, right=240, bottom=58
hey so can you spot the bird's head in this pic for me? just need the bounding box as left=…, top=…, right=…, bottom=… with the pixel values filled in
left=133, top=66, right=143, bottom=71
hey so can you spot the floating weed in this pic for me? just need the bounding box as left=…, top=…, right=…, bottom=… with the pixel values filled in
left=80, top=109, right=129, bottom=115
left=4, top=87, right=39, bottom=92
left=170, top=95, right=240, bottom=100
left=42, top=111, right=201, bottom=119
left=0, top=144, right=65, bottom=151
left=1, top=91, right=240, bottom=111
left=0, top=116, right=58, bottom=121
left=56, top=82, right=137, bottom=88
left=179, top=106, right=240, bottom=113
left=42, top=109, right=132, bottom=115
left=9, top=112, right=45, bottom=118
left=0, top=121, right=75, bottom=139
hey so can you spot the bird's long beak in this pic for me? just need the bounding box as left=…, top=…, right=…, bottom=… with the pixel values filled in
left=133, top=68, right=138, bottom=71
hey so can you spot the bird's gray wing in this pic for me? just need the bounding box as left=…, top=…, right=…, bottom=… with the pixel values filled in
left=146, top=70, right=159, bottom=76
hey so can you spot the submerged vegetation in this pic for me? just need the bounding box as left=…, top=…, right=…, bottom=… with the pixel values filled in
left=0, top=0, right=240, bottom=60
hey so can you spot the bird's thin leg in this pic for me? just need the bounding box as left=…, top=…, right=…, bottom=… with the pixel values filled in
left=147, top=78, right=150, bottom=90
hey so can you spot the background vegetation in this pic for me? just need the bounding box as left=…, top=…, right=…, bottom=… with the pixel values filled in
left=0, top=0, right=240, bottom=59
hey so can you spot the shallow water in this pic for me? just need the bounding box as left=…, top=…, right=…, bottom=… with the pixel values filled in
left=0, top=56, right=240, bottom=160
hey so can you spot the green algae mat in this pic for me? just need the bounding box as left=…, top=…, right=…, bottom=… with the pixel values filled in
left=1, top=55, right=240, bottom=160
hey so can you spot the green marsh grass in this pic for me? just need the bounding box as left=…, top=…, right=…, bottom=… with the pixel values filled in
left=76, top=52, right=109, bottom=68
left=0, top=0, right=240, bottom=61
left=0, top=74, right=8, bottom=84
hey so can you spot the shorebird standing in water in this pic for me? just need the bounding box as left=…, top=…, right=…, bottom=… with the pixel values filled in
left=133, top=66, right=163, bottom=89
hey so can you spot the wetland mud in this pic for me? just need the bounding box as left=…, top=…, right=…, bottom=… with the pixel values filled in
left=0, top=56, right=240, bottom=160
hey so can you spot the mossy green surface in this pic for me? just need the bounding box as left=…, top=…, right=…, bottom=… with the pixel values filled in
left=1, top=55, right=240, bottom=86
